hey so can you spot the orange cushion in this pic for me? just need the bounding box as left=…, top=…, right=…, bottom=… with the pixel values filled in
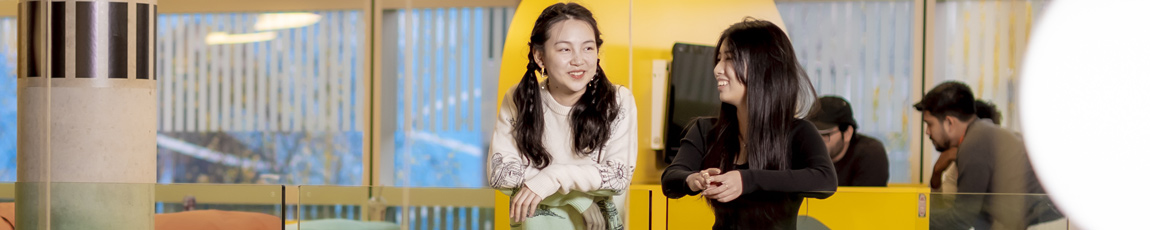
left=0, top=203, right=280, bottom=230
left=0, top=202, right=13, bottom=230
left=155, top=210, right=281, bottom=230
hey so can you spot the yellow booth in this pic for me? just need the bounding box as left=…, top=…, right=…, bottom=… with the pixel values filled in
left=493, top=1, right=930, bottom=229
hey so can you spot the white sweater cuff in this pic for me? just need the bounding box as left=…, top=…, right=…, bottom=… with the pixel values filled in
left=524, top=171, right=560, bottom=198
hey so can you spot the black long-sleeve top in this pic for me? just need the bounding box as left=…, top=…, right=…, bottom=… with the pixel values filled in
left=661, top=118, right=838, bottom=230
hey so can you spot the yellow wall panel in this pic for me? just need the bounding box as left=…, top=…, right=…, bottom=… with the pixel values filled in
left=499, top=0, right=786, bottom=185
left=804, top=187, right=931, bottom=230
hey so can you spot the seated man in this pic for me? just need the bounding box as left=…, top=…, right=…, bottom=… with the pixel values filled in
left=931, top=99, right=1002, bottom=193
left=807, top=96, right=889, bottom=186
left=917, top=81, right=1047, bottom=229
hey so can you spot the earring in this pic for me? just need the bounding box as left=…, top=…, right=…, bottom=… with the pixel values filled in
left=540, top=66, right=546, bottom=76
left=589, top=77, right=598, bottom=92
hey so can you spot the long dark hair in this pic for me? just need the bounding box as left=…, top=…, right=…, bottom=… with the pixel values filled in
left=702, top=19, right=816, bottom=172
left=974, top=99, right=1002, bottom=125
left=512, top=3, right=619, bottom=169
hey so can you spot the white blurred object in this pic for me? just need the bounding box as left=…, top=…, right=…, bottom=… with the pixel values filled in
left=255, top=12, right=323, bottom=31
left=205, top=31, right=276, bottom=45
left=1020, top=1, right=1150, bottom=229
left=258, top=174, right=281, bottom=184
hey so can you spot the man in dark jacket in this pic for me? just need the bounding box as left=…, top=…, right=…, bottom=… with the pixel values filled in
left=807, top=96, right=889, bottom=187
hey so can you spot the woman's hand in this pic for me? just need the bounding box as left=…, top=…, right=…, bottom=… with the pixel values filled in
left=510, top=186, right=543, bottom=222
left=686, top=168, right=722, bottom=192
left=702, top=170, right=744, bottom=203
left=581, top=203, right=605, bottom=230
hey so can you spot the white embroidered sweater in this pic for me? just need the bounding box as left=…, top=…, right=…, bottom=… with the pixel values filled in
left=487, top=82, right=638, bottom=211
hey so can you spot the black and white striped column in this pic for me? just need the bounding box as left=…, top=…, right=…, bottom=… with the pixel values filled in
left=18, top=0, right=157, bottom=229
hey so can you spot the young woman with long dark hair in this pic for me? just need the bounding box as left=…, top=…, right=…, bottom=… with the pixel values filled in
left=486, top=3, right=637, bottom=230
left=661, top=19, right=837, bottom=230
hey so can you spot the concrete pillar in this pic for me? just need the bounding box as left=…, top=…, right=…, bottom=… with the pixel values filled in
left=17, top=0, right=157, bottom=229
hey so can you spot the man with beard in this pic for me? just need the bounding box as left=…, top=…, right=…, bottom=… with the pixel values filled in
left=917, top=81, right=1047, bottom=230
